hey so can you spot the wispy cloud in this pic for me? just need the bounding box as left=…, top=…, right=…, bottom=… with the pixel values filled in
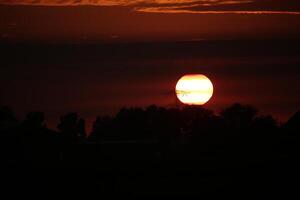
left=135, top=8, right=300, bottom=15
left=1, top=0, right=300, bottom=15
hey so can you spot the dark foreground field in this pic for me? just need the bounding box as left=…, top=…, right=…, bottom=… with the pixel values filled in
left=1, top=104, right=300, bottom=196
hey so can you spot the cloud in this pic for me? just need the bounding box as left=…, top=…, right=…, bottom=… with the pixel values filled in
left=1, top=0, right=300, bottom=15
left=134, top=7, right=300, bottom=15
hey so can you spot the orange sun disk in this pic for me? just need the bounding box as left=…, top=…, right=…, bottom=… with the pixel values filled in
left=175, top=74, right=214, bottom=105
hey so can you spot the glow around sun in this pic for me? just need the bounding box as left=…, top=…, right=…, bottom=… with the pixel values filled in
left=175, top=74, right=214, bottom=105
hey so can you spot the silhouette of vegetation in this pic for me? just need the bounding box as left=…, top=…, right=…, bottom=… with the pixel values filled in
left=0, top=104, right=299, bottom=195
left=57, top=112, right=86, bottom=142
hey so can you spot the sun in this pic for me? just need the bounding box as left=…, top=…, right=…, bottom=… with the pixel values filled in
left=175, top=74, right=214, bottom=105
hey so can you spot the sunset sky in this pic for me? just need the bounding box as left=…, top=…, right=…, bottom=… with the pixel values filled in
left=1, top=0, right=300, bottom=130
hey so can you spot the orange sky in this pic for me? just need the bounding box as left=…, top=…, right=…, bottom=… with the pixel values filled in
left=1, top=1, right=300, bottom=42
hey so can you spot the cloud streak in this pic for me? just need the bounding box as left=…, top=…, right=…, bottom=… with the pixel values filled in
left=134, top=7, right=300, bottom=15
left=1, top=0, right=300, bottom=15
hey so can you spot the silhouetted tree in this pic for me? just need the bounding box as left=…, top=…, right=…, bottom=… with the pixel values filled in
left=90, top=116, right=113, bottom=141
left=19, top=112, right=61, bottom=165
left=284, top=111, right=300, bottom=135
left=252, top=115, right=278, bottom=132
left=282, top=111, right=300, bottom=156
left=0, top=106, right=19, bottom=166
left=57, top=113, right=86, bottom=142
left=0, top=106, right=17, bottom=123
left=0, top=106, right=18, bottom=138
left=22, top=112, right=45, bottom=131
left=220, top=103, right=257, bottom=130
left=78, top=118, right=86, bottom=138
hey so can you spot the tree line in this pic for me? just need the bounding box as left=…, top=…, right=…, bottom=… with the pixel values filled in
left=0, top=103, right=299, bottom=167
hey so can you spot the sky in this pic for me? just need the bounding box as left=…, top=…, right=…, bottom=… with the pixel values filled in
left=1, top=0, right=300, bottom=42
left=0, top=0, right=300, bottom=131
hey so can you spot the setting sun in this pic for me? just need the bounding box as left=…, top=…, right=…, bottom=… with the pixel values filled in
left=175, top=74, right=214, bottom=105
